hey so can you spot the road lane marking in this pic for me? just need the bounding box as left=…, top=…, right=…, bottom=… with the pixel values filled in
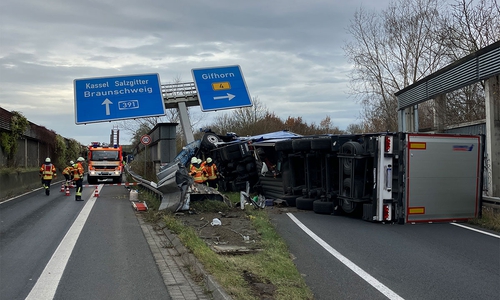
left=450, top=223, right=500, bottom=238
left=287, top=213, right=405, bottom=300
left=26, top=185, right=103, bottom=300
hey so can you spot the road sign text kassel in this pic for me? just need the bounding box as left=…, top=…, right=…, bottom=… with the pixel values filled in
left=191, top=65, right=252, bottom=112
left=74, top=73, right=165, bottom=124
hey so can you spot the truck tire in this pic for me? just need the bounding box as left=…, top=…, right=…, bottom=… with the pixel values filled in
left=275, top=140, right=294, bottom=152
left=201, top=133, right=222, bottom=151
left=296, top=196, right=315, bottom=210
left=292, top=139, right=312, bottom=152
left=341, top=141, right=363, bottom=175
left=313, top=200, right=334, bottom=214
left=311, top=137, right=332, bottom=151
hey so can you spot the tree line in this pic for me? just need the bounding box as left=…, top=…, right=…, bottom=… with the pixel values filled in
left=123, top=0, right=499, bottom=146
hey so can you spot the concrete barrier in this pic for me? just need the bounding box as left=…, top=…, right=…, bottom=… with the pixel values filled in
left=0, top=170, right=42, bottom=201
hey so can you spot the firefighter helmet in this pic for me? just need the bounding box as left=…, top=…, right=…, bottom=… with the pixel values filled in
left=191, top=157, right=197, bottom=164
left=77, top=157, right=84, bottom=162
left=197, top=158, right=202, bottom=164
left=45, top=157, right=51, bottom=163
left=206, top=157, right=212, bottom=163
left=70, top=160, right=74, bottom=165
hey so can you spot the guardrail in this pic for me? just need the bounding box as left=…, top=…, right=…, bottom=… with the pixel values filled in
left=483, top=196, right=500, bottom=210
left=124, top=167, right=163, bottom=201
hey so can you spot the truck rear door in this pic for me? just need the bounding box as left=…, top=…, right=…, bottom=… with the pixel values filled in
left=404, top=133, right=483, bottom=223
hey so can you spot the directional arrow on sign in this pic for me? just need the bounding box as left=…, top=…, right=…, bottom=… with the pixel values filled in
left=102, top=98, right=113, bottom=115
left=213, top=93, right=235, bottom=101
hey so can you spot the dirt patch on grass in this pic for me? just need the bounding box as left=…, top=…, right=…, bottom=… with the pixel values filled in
left=173, top=199, right=300, bottom=299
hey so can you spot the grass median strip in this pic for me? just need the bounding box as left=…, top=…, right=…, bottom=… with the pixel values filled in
left=151, top=192, right=314, bottom=300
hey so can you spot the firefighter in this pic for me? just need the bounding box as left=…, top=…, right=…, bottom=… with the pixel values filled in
left=39, top=157, right=57, bottom=196
left=189, top=156, right=197, bottom=170
left=189, top=158, right=207, bottom=184
left=204, top=157, right=219, bottom=189
left=73, top=157, right=85, bottom=201
left=62, top=161, right=74, bottom=188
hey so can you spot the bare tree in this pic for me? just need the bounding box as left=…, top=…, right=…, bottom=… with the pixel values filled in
left=210, top=97, right=269, bottom=136
left=435, top=0, right=500, bottom=126
left=344, top=0, right=448, bottom=132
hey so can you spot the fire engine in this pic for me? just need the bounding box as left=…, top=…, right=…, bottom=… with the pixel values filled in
left=87, top=128, right=124, bottom=184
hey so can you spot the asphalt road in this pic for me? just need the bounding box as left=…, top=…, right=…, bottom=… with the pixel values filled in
left=0, top=183, right=170, bottom=300
left=269, top=210, right=500, bottom=300
left=2, top=182, right=499, bottom=300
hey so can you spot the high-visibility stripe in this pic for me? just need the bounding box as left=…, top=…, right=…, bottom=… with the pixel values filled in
left=409, top=142, right=426, bottom=150
left=408, top=207, right=425, bottom=214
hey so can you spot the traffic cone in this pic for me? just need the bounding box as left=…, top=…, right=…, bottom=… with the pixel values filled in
left=65, top=187, right=70, bottom=196
left=94, top=186, right=99, bottom=197
left=60, top=183, right=65, bottom=192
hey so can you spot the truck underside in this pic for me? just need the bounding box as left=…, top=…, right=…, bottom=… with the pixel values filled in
left=157, top=131, right=484, bottom=224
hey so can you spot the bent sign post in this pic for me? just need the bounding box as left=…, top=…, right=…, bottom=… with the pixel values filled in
left=74, top=73, right=166, bottom=124
left=191, top=65, right=252, bottom=112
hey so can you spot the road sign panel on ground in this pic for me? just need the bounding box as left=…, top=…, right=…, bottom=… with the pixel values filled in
left=74, top=73, right=166, bottom=124
left=191, top=65, right=252, bottom=112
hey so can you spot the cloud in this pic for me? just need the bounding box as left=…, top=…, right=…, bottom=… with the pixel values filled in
left=0, top=0, right=390, bottom=145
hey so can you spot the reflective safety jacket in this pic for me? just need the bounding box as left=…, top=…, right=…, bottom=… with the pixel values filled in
left=62, top=165, right=74, bottom=175
left=72, top=162, right=84, bottom=180
left=204, top=163, right=219, bottom=180
left=190, top=164, right=207, bottom=183
left=40, top=163, right=56, bottom=180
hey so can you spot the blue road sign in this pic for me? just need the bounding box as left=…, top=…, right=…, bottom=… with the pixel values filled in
left=191, top=65, right=252, bottom=112
left=74, top=73, right=165, bottom=124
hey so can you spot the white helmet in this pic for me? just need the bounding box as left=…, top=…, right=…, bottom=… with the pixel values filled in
left=70, top=160, right=74, bottom=165
left=45, top=157, right=51, bottom=163
left=191, top=157, right=197, bottom=164
left=77, top=157, right=84, bottom=162
left=206, top=157, right=212, bottom=163
left=197, top=158, right=202, bottom=164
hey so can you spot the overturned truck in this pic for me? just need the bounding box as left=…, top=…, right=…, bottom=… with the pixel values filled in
left=158, top=130, right=484, bottom=224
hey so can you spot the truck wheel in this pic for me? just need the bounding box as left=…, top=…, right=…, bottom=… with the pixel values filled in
left=296, top=196, right=315, bottom=210
left=201, top=133, right=222, bottom=151
left=313, top=200, right=334, bottom=214
left=292, top=139, right=312, bottom=152
left=340, top=198, right=357, bottom=214
left=311, top=137, right=332, bottom=151
left=275, top=140, right=294, bottom=152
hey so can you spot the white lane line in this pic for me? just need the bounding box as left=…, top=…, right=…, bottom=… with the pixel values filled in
left=26, top=185, right=103, bottom=300
left=450, top=223, right=500, bottom=238
left=286, top=213, right=404, bottom=300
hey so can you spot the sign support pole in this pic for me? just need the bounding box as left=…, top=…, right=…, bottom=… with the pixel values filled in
left=177, top=102, right=195, bottom=144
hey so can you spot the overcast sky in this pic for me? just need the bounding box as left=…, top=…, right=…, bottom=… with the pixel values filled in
left=0, top=0, right=392, bottom=145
